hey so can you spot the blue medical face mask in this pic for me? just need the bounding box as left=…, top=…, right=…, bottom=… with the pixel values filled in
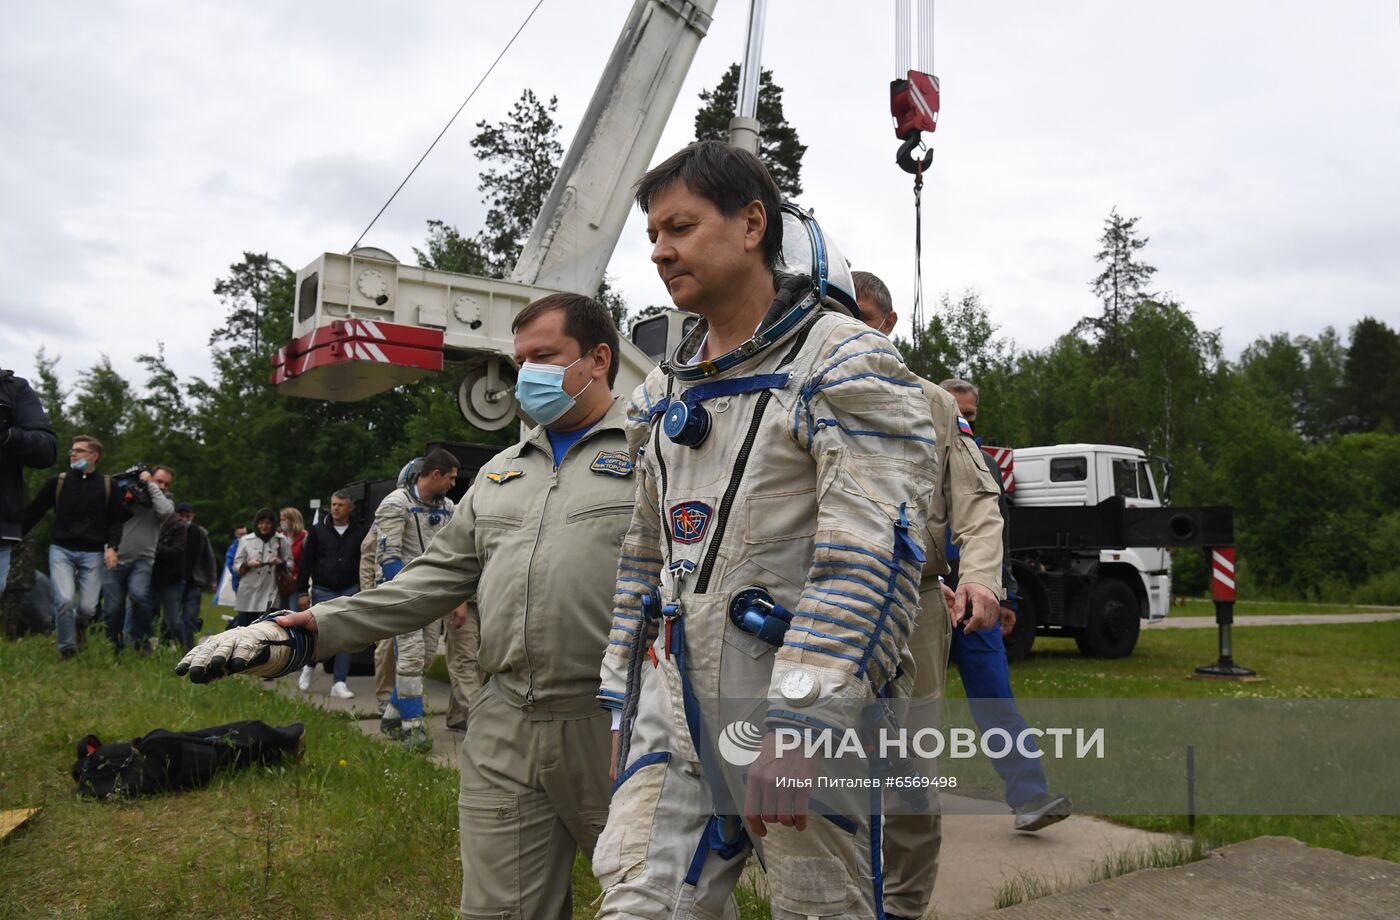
left=515, top=356, right=592, bottom=426
left=70, top=457, right=90, bottom=472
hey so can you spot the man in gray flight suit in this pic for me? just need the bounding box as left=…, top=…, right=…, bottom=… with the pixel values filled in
left=374, top=448, right=458, bottom=751
left=852, top=270, right=1006, bottom=920
left=594, top=141, right=938, bottom=919
left=176, top=293, right=637, bottom=920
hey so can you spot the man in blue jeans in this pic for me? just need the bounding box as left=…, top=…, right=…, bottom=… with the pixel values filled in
left=102, top=464, right=174, bottom=654
left=941, top=378, right=1072, bottom=832
left=295, top=490, right=369, bottom=699
left=23, top=435, right=127, bottom=658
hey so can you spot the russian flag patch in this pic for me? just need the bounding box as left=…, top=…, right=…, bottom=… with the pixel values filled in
left=957, top=416, right=975, bottom=438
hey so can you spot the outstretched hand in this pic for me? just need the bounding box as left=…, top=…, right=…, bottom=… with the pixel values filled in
left=175, top=613, right=315, bottom=684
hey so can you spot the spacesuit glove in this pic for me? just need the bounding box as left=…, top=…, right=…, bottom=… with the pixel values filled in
left=174, top=614, right=315, bottom=684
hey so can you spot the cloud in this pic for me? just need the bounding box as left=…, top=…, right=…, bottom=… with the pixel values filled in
left=2, top=0, right=1396, bottom=396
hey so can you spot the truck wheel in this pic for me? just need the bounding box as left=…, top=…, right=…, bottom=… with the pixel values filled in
left=1004, top=562, right=1040, bottom=663
left=1075, top=578, right=1140, bottom=658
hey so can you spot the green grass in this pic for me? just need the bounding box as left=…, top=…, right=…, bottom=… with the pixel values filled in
left=0, top=601, right=764, bottom=919
left=0, top=632, right=463, bottom=919
left=978, top=622, right=1400, bottom=863
left=1169, top=597, right=1398, bottom=617
left=997, top=619, right=1400, bottom=699
left=4, top=604, right=1397, bottom=917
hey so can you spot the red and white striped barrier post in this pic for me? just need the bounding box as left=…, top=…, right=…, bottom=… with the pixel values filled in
left=1194, top=546, right=1256, bottom=678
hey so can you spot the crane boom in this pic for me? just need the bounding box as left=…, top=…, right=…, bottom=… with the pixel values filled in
left=276, top=0, right=725, bottom=427
left=512, top=0, right=718, bottom=295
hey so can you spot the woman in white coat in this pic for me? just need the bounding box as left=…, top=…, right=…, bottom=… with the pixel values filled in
left=231, top=508, right=292, bottom=628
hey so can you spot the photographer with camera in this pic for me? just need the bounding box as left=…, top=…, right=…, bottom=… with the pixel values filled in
left=1, top=368, right=58, bottom=597
left=23, top=435, right=127, bottom=659
left=102, top=463, right=175, bottom=654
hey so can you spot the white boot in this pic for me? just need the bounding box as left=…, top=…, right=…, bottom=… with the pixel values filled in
left=297, top=665, right=314, bottom=691
left=330, top=681, right=355, bottom=700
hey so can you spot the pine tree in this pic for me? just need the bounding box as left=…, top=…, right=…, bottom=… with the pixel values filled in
left=694, top=64, right=806, bottom=198
left=1087, top=209, right=1157, bottom=340
left=471, top=90, right=564, bottom=277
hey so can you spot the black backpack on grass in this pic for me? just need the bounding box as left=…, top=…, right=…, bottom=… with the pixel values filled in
left=71, top=720, right=305, bottom=800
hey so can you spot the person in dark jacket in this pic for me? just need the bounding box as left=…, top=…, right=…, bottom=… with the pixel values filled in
left=154, top=502, right=218, bottom=651
left=0, top=368, right=58, bottom=597
left=293, top=490, right=368, bottom=698
left=23, top=434, right=127, bottom=658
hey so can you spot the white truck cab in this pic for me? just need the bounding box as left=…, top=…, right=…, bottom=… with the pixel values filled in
left=1012, top=444, right=1173, bottom=624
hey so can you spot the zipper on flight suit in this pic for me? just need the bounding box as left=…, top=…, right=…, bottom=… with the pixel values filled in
left=692, top=317, right=818, bottom=595
left=520, top=427, right=606, bottom=707
left=520, top=460, right=557, bottom=707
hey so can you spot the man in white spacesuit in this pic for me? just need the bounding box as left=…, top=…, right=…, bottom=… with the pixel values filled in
left=594, top=141, right=939, bottom=919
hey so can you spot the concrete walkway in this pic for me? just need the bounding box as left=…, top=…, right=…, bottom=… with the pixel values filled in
left=976, top=836, right=1400, bottom=919
left=931, top=796, right=1181, bottom=918
left=277, top=670, right=1184, bottom=918
left=1151, top=612, right=1400, bottom=629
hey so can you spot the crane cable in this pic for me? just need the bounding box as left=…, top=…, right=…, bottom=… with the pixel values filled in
left=895, top=0, right=936, bottom=352
left=349, top=0, right=548, bottom=253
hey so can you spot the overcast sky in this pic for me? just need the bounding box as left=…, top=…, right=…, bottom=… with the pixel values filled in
left=2, top=0, right=1397, bottom=394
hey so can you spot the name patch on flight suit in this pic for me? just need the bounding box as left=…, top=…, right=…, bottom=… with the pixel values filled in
left=669, top=501, right=712, bottom=544
left=590, top=450, right=634, bottom=478
left=486, top=470, right=524, bottom=485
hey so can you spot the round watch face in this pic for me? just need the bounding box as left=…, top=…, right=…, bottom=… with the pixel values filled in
left=779, top=668, right=818, bottom=706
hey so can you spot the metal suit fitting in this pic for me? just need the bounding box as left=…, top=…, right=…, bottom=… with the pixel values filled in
left=663, top=399, right=711, bottom=448
left=728, top=586, right=793, bottom=647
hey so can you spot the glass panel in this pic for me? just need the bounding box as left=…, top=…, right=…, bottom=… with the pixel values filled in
left=1112, top=459, right=1140, bottom=497
left=1050, top=457, right=1087, bottom=482
left=1137, top=464, right=1156, bottom=501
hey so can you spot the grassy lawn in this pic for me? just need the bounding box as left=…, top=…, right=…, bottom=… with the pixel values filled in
left=1168, top=597, right=1397, bottom=617
left=0, top=633, right=466, bottom=919
left=977, top=621, right=1400, bottom=862
left=3, top=603, right=1396, bottom=919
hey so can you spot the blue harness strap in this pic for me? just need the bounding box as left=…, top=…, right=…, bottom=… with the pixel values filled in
left=668, top=614, right=753, bottom=887
left=648, top=373, right=792, bottom=421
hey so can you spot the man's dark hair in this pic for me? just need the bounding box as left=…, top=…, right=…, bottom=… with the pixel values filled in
left=511, top=292, right=621, bottom=388
left=851, top=271, right=893, bottom=318
left=331, top=489, right=353, bottom=503
left=419, top=448, right=459, bottom=478
left=634, top=140, right=784, bottom=270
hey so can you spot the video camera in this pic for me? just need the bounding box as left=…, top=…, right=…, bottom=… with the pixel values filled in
left=113, top=463, right=153, bottom=507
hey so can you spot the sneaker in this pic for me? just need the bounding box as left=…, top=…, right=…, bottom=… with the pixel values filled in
left=376, top=699, right=388, bottom=717
left=1013, top=792, right=1073, bottom=832
left=330, top=681, right=355, bottom=700
left=400, top=721, right=432, bottom=754
left=380, top=716, right=403, bottom=739
left=298, top=666, right=314, bottom=691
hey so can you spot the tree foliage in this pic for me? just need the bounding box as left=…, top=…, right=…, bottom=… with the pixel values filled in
left=1086, top=209, right=1157, bottom=343
left=694, top=64, right=806, bottom=198
left=890, top=209, right=1400, bottom=602
left=471, top=90, right=564, bottom=277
